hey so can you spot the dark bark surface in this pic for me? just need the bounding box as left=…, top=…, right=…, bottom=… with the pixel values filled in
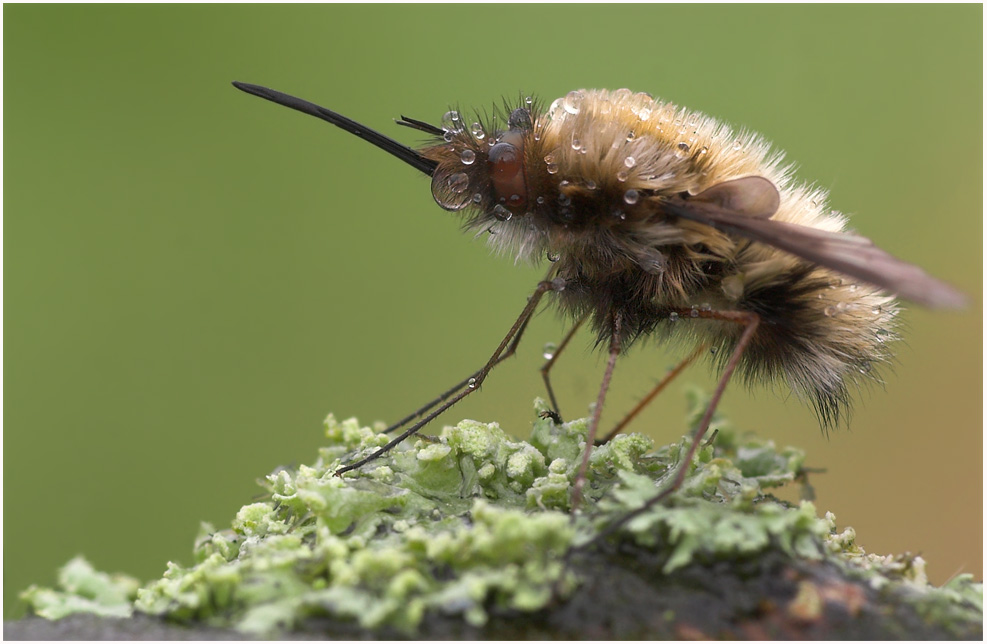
left=7, top=546, right=981, bottom=640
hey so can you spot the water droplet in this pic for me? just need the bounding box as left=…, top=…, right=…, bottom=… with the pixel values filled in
left=677, top=142, right=690, bottom=152
left=472, top=193, right=483, bottom=204
left=616, top=170, right=629, bottom=182
left=492, top=204, right=512, bottom=221
left=836, top=302, right=849, bottom=313
left=460, top=149, right=476, bottom=165
left=542, top=342, right=558, bottom=360
left=638, top=105, right=652, bottom=121
left=486, top=226, right=497, bottom=235
left=547, top=250, right=560, bottom=263
left=669, top=311, right=679, bottom=322
left=446, top=172, right=469, bottom=194
left=623, top=189, right=640, bottom=205
left=624, top=156, right=637, bottom=168
left=849, top=284, right=858, bottom=292
left=626, top=131, right=636, bottom=142
left=599, top=99, right=612, bottom=115
left=690, top=306, right=699, bottom=318
left=535, top=196, right=545, bottom=205
left=563, top=90, right=583, bottom=114
left=859, top=361, right=873, bottom=374
left=571, top=137, right=582, bottom=151
left=548, top=98, right=563, bottom=119
left=467, top=377, right=477, bottom=389
left=557, top=193, right=571, bottom=206
left=709, top=347, right=718, bottom=355
left=525, top=96, right=533, bottom=107
left=546, top=163, right=559, bottom=174
left=872, top=305, right=883, bottom=315
left=875, top=328, right=891, bottom=343
left=823, top=305, right=837, bottom=317
left=470, top=122, right=485, bottom=140
left=443, top=110, right=461, bottom=124
left=611, top=207, right=625, bottom=220
left=732, top=139, right=743, bottom=151
left=583, top=180, right=596, bottom=190
left=698, top=146, right=709, bottom=156
left=700, top=302, right=711, bottom=312
left=442, top=130, right=454, bottom=142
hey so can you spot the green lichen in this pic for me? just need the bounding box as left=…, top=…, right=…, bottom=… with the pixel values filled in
left=20, top=390, right=983, bottom=636
left=19, top=557, right=139, bottom=620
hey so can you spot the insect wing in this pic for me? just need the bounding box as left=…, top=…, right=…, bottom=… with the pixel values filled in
left=661, top=189, right=966, bottom=309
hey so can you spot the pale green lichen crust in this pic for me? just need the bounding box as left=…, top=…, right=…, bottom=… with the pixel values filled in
left=19, top=557, right=140, bottom=620
left=20, top=392, right=983, bottom=636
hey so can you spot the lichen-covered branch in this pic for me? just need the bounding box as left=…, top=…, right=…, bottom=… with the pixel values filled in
left=15, top=391, right=983, bottom=639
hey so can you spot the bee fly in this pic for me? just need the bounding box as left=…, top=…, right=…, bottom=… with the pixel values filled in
left=232, top=82, right=964, bottom=511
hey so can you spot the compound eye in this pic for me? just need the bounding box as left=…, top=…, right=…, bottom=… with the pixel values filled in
left=488, top=142, right=521, bottom=177
left=488, top=141, right=527, bottom=208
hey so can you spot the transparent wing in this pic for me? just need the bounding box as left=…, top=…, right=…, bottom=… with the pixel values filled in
left=660, top=182, right=965, bottom=309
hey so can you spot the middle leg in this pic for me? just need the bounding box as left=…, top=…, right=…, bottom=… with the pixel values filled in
left=539, top=314, right=588, bottom=420
left=570, top=312, right=623, bottom=510
left=596, top=342, right=708, bottom=445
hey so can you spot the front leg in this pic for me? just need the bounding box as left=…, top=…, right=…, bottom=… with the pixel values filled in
left=334, top=277, right=567, bottom=476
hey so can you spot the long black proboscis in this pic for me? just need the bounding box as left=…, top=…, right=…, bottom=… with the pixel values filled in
left=232, top=82, right=438, bottom=177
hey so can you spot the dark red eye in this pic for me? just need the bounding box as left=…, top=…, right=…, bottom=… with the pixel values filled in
left=488, top=142, right=521, bottom=177
left=488, top=142, right=527, bottom=208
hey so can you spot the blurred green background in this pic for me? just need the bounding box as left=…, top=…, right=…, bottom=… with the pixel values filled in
left=4, top=5, right=981, bottom=616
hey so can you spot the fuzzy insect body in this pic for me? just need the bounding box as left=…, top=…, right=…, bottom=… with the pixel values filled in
left=232, top=82, right=963, bottom=497
left=425, top=89, right=902, bottom=426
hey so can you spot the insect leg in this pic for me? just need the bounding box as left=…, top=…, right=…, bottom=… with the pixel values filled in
left=384, top=267, right=565, bottom=436
left=335, top=278, right=565, bottom=476
left=382, top=312, right=534, bottom=436
left=540, top=314, right=588, bottom=419
left=592, top=308, right=759, bottom=540
left=596, top=343, right=708, bottom=445
left=570, top=312, right=623, bottom=510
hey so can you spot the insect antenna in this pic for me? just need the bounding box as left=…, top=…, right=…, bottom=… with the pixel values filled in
left=394, top=115, right=444, bottom=136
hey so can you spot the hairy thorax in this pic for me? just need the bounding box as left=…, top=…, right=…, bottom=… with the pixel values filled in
left=417, top=88, right=906, bottom=424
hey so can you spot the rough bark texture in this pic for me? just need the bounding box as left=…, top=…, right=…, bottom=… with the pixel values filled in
left=7, top=547, right=982, bottom=640
left=9, top=403, right=982, bottom=640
